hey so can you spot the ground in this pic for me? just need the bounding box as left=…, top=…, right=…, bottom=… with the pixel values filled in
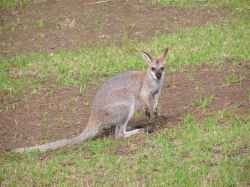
left=0, top=0, right=225, bottom=56
left=0, top=60, right=249, bottom=151
left=0, top=0, right=250, bottom=186
left=0, top=0, right=230, bottom=150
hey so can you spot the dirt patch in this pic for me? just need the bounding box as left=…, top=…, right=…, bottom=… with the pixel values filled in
left=0, top=0, right=226, bottom=56
left=0, top=60, right=249, bottom=151
left=0, top=84, right=98, bottom=151
left=160, top=60, right=250, bottom=121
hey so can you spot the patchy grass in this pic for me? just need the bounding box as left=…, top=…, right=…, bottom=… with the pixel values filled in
left=0, top=0, right=30, bottom=9
left=154, top=0, right=250, bottom=10
left=224, top=72, right=242, bottom=85
left=193, top=95, right=214, bottom=109
left=0, top=57, right=41, bottom=98
left=1, top=15, right=250, bottom=98
left=248, top=90, right=250, bottom=101
left=35, top=19, right=46, bottom=29
left=1, top=0, right=250, bottom=97
left=0, top=112, right=249, bottom=186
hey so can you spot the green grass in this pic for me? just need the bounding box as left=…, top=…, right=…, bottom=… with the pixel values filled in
left=224, top=72, right=242, bottom=85
left=154, top=0, right=250, bottom=10
left=1, top=0, right=250, bottom=98
left=248, top=90, right=250, bottom=101
left=35, top=19, right=45, bottom=29
left=0, top=112, right=249, bottom=186
left=1, top=16, right=250, bottom=97
left=0, top=0, right=30, bottom=9
left=1, top=0, right=250, bottom=96
left=193, top=95, right=214, bottom=109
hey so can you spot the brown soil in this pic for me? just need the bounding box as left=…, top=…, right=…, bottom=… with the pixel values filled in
left=1, top=60, right=249, bottom=151
left=0, top=0, right=226, bottom=56
left=0, top=0, right=246, bottom=152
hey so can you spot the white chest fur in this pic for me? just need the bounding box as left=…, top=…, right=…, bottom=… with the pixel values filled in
left=149, top=73, right=164, bottom=97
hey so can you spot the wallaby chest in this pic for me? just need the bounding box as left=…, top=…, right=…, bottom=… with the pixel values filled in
left=145, top=77, right=163, bottom=98
left=151, top=79, right=161, bottom=96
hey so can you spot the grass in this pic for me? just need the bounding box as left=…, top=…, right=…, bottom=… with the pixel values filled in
left=0, top=112, right=249, bottom=186
left=248, top=90, right=250, bottom=101
left=0, top=0, right=250, bottom=186
left=0, top=0, right=30, bottom=9
left=35, top=19, right=45, bottom=29
left=1, top=0, right=250, bottom=96
left=154, top=0, right=250, bottom=10
left=193, top=95, right=214, bottom=109
left=224, top=72, right=242, bottom=85
left=1, top=16, right=250, bottom=97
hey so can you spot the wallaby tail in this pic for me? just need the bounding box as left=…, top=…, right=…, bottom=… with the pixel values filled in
left=13, top=124, right=98, bottom=153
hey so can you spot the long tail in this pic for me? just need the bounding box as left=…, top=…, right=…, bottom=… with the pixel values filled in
left=13, top=124, right=98, bottom=153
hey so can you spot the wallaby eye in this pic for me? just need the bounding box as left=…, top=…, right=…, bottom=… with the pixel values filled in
left=160, top=67, right=165, bottom=71
left=151, top=67, right=156, bottom=71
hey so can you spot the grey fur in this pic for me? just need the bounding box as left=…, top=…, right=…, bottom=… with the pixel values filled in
left=13, top=48, right=169, bottom=153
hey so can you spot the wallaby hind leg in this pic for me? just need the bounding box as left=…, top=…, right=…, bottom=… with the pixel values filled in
left=114, top=103, right=143, bottom=139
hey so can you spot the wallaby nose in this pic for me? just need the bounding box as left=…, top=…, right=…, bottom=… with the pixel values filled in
left=156, top=72, right=162, bottom=79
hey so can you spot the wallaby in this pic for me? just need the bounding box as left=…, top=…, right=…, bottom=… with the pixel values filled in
left=13, top=48, right=169, bottom=152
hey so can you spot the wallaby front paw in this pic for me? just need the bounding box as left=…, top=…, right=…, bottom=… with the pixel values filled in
left=145, top=109, right=151, bottom=120
left=144, top=126, right=154, bottom=134
left=153, top=108, right=161, bottom=118
left=145, top=108, right=155, bottom=121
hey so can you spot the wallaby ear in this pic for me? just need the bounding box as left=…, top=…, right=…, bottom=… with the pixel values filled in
left=159, top=48, right=169, bottom=63
left=142, top=51, right=153, bottom=65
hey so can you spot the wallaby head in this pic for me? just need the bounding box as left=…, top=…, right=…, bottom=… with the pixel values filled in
left=142, top=48, right=169, bottom=81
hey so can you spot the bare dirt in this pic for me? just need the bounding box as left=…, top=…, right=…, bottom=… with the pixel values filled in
left=1, top=0, right=248, bottom=152
left=0, top=60, right=249, bottom=151
left=0, top=0, right=226, bottom=56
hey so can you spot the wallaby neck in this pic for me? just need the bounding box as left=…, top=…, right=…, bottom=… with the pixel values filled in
left=143, top=71, right=163, bottom=91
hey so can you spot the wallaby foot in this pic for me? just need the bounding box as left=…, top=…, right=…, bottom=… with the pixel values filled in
left=145, top=109, right=151, bottom=120
left=125, top=129, right=143, bottom=137
left=145, top=107, right=160, bottom=121
left=115, top=128, right=143, bottom=139
left=144, top=126, right=155, bottom=134
left=114, top=117, right=143, bottom=139
left=153, top=107, right=160, bottom=118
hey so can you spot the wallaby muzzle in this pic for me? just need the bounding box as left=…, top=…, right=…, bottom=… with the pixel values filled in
left=156, top=72, right=162, bottom=80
